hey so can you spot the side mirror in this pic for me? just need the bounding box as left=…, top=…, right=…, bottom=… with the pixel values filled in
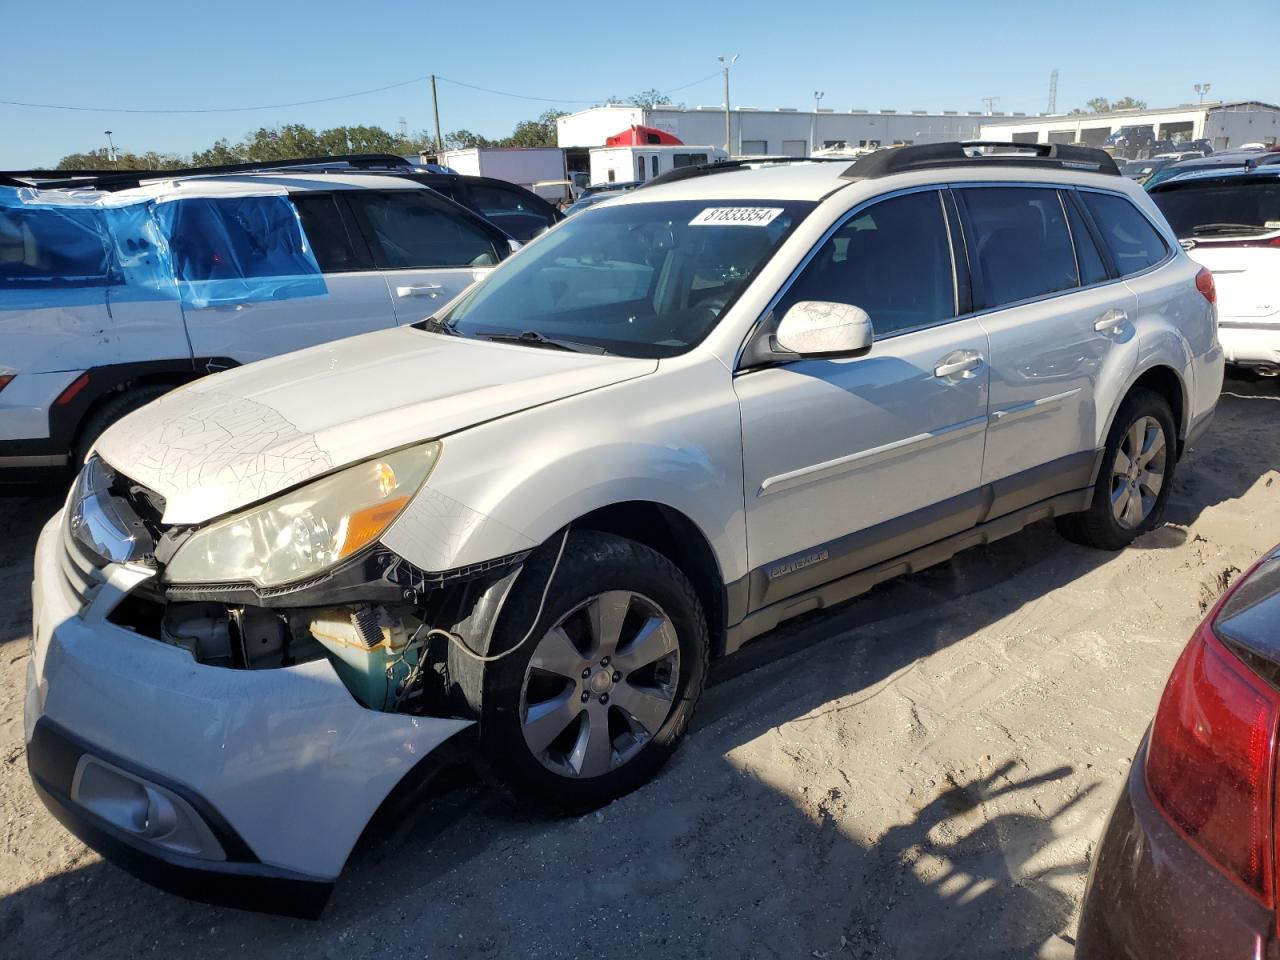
left=773, top=301, right=874, bottom=358
left=508, top=238, right=523, bottom=254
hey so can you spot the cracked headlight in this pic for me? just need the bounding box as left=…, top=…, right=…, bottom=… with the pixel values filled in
left=164, top=442, right=440, bottom=587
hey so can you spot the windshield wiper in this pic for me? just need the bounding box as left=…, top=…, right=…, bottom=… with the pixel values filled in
left=1191, top=222, right=1267, bottom=236
left=412, top=315, right=457, bottom=335
left=476, top=330, right=607, bottom=354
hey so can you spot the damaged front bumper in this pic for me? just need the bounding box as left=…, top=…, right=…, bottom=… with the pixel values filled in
left=25, top=512, right=473, bottom=916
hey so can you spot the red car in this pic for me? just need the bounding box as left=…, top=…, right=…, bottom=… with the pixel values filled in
left=1077, top=544, right=1280, bottom=958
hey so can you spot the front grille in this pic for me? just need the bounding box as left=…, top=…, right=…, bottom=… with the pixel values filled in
left=59, top=513, right=107, bottom=608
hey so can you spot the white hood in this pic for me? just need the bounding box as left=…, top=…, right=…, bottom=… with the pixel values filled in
left=95, top=326, right=656, bottom=524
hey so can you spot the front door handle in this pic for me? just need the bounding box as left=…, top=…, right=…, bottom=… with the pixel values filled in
left=934, top=353, right=984, bottom=379
left=1094, top=309, right=1129, bottom=334
left=396, top=283, right=444, bottom=298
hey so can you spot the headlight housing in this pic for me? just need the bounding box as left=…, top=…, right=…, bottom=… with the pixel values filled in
left=164, top=442, right=441, bottom=587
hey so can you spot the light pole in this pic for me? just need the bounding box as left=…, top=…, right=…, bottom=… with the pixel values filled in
left=104, top=130, right=118, bottom=169
left=811, top=91, right=825, bottom=153
left=718, top=55, right=737, bottom=155
left=1194, top=82, right=1211, bottom=105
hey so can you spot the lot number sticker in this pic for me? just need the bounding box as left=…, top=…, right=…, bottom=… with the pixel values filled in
left=690, top=207, right=784, bottom=227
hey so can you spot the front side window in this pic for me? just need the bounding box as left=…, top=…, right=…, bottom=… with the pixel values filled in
left=346, top=191, right=500, bottom=270
left=1082, top=191, right=1169, bottom=274
left=776, top=190, right=955, bottom=336
left=439, top=199, right=814, bottom=358
left=961, top=187, right=1079, bottom=309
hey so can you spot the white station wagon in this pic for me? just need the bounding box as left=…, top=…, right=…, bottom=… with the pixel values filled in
left=25, top=143, right=1222, bottom=915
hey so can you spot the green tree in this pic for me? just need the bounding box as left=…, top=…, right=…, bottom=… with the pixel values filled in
left=1110, top=96, right=1148, bottom=111
left=444, top=129, right=495, bottom=150
left=190, top=138, right=243, bottom=166
left=1086, top=97, right=1112, bottom=113
left=499, top=109, right=567, bottom=148
left=55, top=148, right=186, bottom=171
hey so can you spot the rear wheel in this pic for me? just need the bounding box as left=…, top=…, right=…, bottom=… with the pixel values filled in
left=1056, top=388, right=1177, bottom=550
left=478, top=532, right=708, bottom=813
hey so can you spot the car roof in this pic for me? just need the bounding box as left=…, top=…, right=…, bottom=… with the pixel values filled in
left=105, top=171, right=433, bottom=203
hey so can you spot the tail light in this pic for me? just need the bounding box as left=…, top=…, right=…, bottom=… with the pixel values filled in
left=1146, top=622, right=1278, bottom=904
left=1195, top=267, right=1217, bottom=304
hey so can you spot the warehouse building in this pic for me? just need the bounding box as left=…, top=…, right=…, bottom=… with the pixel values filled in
left=557, top=103, right=987, bottom=157
left=979, top=101, right=1280, bottom=151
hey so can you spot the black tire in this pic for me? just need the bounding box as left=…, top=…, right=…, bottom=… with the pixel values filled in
left=1056, top=388, right=1177, bottom=550
left=73, top=385, right=171, bottom=468
left=477, top=531, right=709, bottom=814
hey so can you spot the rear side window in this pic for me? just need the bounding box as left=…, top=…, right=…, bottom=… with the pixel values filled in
left=0, top=206, right=115, bottom=288
left=960, top=187, right=1078, bottom=309
left=346, top=191, right=501, bottom=269
left=777, top=190, right=955, bottom=336
left=1080, top=192, right=1169, bottom=275
left=290, top=194, right=369, bottom=273
left=160, top=196, right=318, bottom=282
left=469, top=184, right=533, bottom=216
left=1064, top=195, right=1110, bottom=286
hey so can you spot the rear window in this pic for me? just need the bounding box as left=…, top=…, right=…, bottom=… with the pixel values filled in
left=1151, top=179, right=1280, bottom=239
left=1080, top=192, right=1169, bottom=275
left=0, top=205, right=115, bottom=288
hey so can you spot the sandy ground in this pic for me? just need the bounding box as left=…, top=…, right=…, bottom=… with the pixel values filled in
left=1, top=371, right=1278, bottom=960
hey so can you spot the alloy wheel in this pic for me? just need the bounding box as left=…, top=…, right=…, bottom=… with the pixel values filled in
left=520, top=590, right=681, bottom=779
left=1110, top=415, right=1167, bottom=530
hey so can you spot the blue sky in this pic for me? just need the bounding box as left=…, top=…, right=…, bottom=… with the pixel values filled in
left=2, top=0, right=1276, bottom=167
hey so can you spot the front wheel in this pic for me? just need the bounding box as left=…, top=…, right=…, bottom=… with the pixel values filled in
left=478, top=532, right=708, bottom=814
left=1056, top=388, right=1177, bottom=550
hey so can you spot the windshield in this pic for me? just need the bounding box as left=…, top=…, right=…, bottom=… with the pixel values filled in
left=437, top=199, right=815, bottom=358
left=1151, top=179, right=1280, bottom=238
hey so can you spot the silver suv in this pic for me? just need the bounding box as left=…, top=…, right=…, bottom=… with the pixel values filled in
left=25, top=143, right=1223, bottom=915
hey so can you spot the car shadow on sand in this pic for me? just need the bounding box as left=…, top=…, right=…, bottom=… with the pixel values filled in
left=1, top=371, right=1275, bottom=959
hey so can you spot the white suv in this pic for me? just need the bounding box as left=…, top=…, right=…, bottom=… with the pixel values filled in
left=0, top=169, right=513, bottom=487
left=25, top=143, right=1223, bottom=915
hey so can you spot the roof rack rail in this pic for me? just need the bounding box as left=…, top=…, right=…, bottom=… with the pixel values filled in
left=0, top=153, right=415, bottom=192
left=643, top=155, right=845, bottom=189
left=840, top=141, right=1120, bottom=179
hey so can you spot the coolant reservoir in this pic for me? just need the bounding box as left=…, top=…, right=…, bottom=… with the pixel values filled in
left=309, top=606, right=418, bottom=710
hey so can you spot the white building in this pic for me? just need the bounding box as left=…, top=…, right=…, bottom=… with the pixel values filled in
left=558, top=104, right=987, bottom=157
left=980, top=101, right=1280, bottom=151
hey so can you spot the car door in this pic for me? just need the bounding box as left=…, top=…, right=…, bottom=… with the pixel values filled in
left=958, top=185, right=1138, bottom=515
left=735, top=188, right=991, bottom=611
left=341, top=189, right=506, bottom=324
left=177, top=192, right=398, bottom=365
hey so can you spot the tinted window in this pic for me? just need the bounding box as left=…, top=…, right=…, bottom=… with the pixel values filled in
left=290, top=194, right=368, bottom=273
left=441, top=199, right=814, bottom=358
left=469, top=184, right=533, bottom=215
left=1064, top=194, right=1110, bottom=285
left=1151, top=179, right=1280, bottom=239
left=1081, top=192, right=1168, bottom=275
left=962, top=187, right=1078, bottom=309
left=347, top=191, right=500, bottom=269
left=0, top=206, right=114, bottom=287
left=777, top=190, right=954, bottom=335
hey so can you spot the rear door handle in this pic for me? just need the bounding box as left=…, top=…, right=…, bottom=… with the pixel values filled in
left=934, top=353, right=984, bottom=379
left=396, top=283, right=443, bottom=298
left=1094, top=309, right=1129, bottom=333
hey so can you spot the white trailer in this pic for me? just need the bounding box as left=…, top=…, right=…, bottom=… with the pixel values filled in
left=437, top=147, right=568, bottom=201
left=589, top=145, right=729, bottom=187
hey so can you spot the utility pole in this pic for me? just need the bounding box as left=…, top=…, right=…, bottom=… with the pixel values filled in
left=1047, top=69, right=1058, bottom=114
left=103, top=130, right=118, bottom=168
left=718, top=55, right=737, bottom=154
left=430, top=74, right=443, bottom=156
left=811, top=91, right=825, bottom=153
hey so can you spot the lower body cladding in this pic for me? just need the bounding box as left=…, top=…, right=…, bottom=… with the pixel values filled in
left=1218, top=322, right=1280, bottom=374
left=24, top=514, right=473, bottom=918
left=1075, top=739, right=1274, bottom=959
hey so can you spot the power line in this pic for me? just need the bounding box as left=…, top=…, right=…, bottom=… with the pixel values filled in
left=0, top=70, right=724, bottom=116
